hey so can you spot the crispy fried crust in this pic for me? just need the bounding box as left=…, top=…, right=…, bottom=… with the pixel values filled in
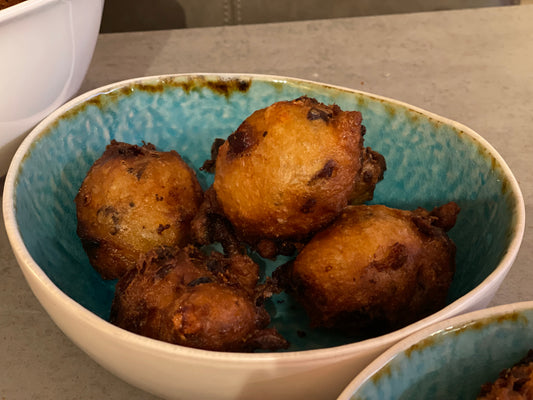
left=212, top=96, right=386, bottom=245
left=110, top=246, right=288, bottom=352
left=75, top=140, right=203, bottom=279
left=274, top=202, right=459, bottom=331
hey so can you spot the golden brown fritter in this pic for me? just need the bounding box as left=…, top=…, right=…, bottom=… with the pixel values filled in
left=274, top=202, right=459, bottom=331
left=478, top=350, right=533, bottom=400
left=110, top=246, right=288, bottom=352
left=211, top=96, right=386, bottom=254
left=75, top=140, right=203, bottom=280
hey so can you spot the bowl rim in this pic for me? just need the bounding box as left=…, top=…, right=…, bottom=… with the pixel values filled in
left=2, top=72, right=526, bottom=364
left=337, top=299, right=533, bottom=399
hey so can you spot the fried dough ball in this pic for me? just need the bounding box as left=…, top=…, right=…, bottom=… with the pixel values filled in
left=274, top=202, right=460, bottom=331
left=75, top=140, right=203, bottom=280
left=211, top=96, right=386, bottom=253
left=110, top=246, right=289, bottom=352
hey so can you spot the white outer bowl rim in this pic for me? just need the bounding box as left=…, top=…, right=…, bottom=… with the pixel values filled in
left=2, top=72, right=526, bottom=365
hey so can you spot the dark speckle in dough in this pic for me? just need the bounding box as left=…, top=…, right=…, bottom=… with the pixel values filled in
left=227, top=121, right=257, bottom=159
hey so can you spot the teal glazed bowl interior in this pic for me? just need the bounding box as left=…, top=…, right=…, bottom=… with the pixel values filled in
left=339, top=301, right=533, bottom=400
left=3, top=73, right=525, bottom=399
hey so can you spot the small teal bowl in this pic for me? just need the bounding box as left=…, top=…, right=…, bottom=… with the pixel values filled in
left=3, top=74, right=525, bottom=400
left=338, top=301, right=533, bottom=400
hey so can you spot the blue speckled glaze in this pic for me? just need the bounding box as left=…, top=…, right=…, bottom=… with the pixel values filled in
left=348, top=307, right=533, bottom=400
left=13, top=74, right=520, bottom=350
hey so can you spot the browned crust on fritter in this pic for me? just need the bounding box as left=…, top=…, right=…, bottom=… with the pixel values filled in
left=212, top=96, right=386, bottom=247
left=75, top=140, right=204, bottom=279
left=274, top=202, right=459, bottom=331
left=110, top=246, right=288, bottom=352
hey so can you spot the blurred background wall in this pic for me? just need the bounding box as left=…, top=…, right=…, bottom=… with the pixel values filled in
left=100, top=0, right=522, bottom=33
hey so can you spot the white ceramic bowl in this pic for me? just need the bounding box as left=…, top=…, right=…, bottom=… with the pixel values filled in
left=0, top=0, right=104, bottom=176
left=3, top=74, right=525, bottom=400
left=338, top=301, right=533, bottom=399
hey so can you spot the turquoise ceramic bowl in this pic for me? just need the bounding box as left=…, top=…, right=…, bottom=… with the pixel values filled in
left=3, top=74, right=525, bottom=400
left=338, top=301, right=533, bottom=400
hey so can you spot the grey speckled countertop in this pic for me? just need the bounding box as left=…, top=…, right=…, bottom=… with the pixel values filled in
left=1, top=5, right=532, bottom=399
